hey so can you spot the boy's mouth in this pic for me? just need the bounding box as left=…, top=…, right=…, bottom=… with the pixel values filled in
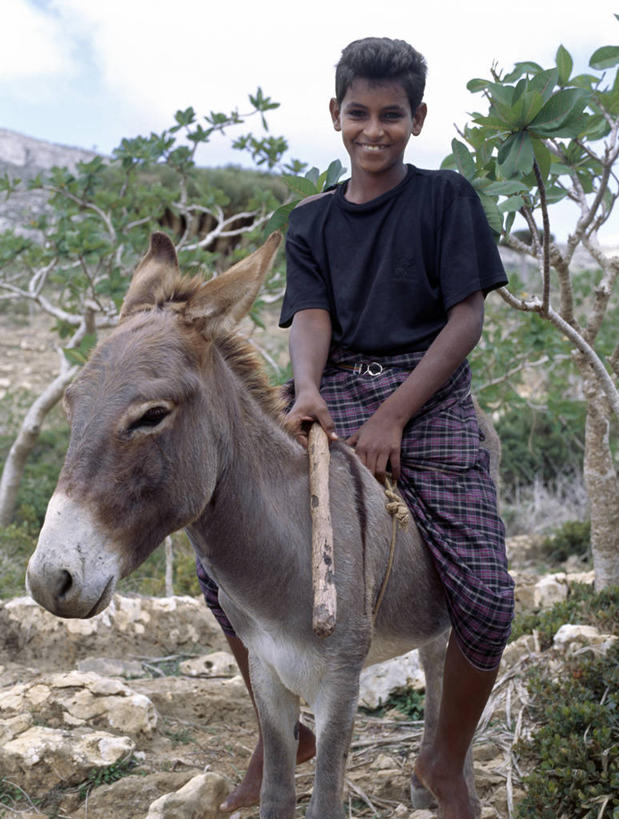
left=357, top=143, right=387, bottom=151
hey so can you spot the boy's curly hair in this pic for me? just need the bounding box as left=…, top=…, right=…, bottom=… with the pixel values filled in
left=335, top=37, right=427, bottom=114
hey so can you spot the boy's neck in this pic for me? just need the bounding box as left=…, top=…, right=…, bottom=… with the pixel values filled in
left=344, top=163, right=409, bottom=204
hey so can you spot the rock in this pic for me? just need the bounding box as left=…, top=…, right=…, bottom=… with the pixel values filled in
left=553, top=624, right=617, bottom=656
left=1, top=725, right=134, bottom=791
left=566, top=570, right=595, bottom=586
left=179, top=650, right=239, bottom=677
left=371, top=752, right=398, bottom=770
left=359, top=649, right=425, bottom=709
left=146, top=772, right=229, bottom=818
left=77, top=657, right=145, bottom=678
left=533, top=573, right=567, bottom=608
left=500, top=633, right=539, bottom=670
left=0, top=594, right=225, bottom=669
left=410, top=810, right=436, bottom=819
left=0, top=670, right=157, bottom=736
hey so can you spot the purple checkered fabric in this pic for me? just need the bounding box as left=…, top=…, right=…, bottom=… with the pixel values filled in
left=196, top=346, right=514, bottom=670
left=315, top=347, right=514, bottom=670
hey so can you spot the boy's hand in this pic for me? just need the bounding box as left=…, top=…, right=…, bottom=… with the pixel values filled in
left=347, top=411, right=404, bottom=482
left=286, top=391, right=338, bottom=448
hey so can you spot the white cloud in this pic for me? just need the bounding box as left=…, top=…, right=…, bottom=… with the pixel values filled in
left=0, top=0, right=74, bottom=79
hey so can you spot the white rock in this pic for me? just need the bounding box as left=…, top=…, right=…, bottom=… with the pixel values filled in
left=533, top=573, right=567, bottom=608
left=553, top=624, right=617, bottom=656
left=180, top=651, right=239, bottom=677
left=358, top=649, right=425, bottom=710
left=146, top=772, right=229, bottom=818
left=500, top=633, right=539, bottom=670
left=566, top=570, right=595, bottom=586
left=1, top=726, right=134, bottom=790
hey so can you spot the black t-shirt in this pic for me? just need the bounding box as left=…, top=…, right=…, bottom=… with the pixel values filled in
left=279, top=165, right=507, bottom=355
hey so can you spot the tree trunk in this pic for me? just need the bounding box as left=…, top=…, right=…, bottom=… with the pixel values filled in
left=0, top=367, right=77, bottom=526
left=581, top=372, right=619, bottom=590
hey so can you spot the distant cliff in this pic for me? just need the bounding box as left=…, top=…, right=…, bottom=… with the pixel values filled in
left=0, top=128, right=101, bottom=235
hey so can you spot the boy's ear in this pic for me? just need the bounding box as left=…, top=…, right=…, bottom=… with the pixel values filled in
left=329, top=98, right=341, bottom=131
left=412, top=103, right=428, bottom=136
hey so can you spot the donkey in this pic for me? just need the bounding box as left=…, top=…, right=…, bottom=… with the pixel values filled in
left=27, top=232, right=488, bottom=819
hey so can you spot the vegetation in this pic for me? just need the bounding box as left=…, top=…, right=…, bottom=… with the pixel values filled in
left=510, top=583, right=618, bottom=818
left=443, top=35, right=619, bottom=589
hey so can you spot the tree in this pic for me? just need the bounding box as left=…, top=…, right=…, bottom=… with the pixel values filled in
left=0, top=91, right=300, bottom=526
left=443, top=36, right=618, bottom=588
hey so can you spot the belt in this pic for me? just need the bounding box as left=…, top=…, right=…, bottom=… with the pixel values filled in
left=333, top=360, right=385, bottom=377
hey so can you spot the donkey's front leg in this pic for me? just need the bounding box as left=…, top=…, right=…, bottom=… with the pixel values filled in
left=305, top=670, right=361, bottom=819
left=249, top=653, right=299, bottom=819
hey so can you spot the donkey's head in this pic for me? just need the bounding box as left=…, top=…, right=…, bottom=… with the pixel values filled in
left=26, top=232, right=281, bottom=618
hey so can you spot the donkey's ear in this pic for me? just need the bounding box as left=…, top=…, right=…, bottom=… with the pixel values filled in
left=184, top=232, right=282, bottom=333
left=120, top=233, right=180, bottom=320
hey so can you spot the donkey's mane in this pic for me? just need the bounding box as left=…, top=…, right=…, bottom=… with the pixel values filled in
left=215, top=333, right=289, bottom=425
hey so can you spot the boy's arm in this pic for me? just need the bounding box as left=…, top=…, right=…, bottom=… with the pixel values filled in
left=349, top=291, right=484, bottom=482
left=286, top=308, right=338, bottom=444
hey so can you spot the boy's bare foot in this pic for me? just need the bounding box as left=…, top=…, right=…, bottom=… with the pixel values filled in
left=219, top=722, right=316, bottom=813
left=414, top=749, right=475, bottom=819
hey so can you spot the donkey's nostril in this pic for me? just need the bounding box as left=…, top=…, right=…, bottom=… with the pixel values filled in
left=56, top=569, right=73, bottom=599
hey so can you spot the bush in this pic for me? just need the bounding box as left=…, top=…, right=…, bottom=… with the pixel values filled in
left=539, top=519, right=591, bottom=564
left=515, top=644, right=618, bottom=818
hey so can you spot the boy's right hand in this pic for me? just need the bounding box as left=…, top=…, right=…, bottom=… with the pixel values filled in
left=285, top=391, right=338, bottom=448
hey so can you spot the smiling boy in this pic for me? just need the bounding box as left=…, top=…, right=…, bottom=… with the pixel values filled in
left=198, top=36, right=514, bottom=817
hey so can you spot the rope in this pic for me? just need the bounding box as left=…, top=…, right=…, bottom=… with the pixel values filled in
left=373, top=476, right=409, bottom=619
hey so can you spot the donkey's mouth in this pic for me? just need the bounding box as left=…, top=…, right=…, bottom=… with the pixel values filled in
left=85, top=575, right=116, bottom=618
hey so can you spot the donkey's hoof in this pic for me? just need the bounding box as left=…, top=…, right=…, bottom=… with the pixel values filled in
left=410, top=771, right=437, bottom=809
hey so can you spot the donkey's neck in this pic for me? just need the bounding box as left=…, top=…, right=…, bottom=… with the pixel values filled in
left=188, top=342, right=309, bottom=586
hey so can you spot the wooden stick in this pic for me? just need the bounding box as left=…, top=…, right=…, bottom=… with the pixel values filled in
left=308, top=422, right=336, bottom=637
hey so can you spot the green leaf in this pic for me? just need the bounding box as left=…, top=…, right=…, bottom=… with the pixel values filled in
left=528, top=68, right=559, bottom=104
left=503, top=61, right=544, bottom=82
left=529, top=89, right=588, bottom=135
left=498, top=131, right=535, bottom=178
left=499, top=195, right=526, bottom=213
left=476, top=192, right=503, bottom=235
left=589, top=45, right=619, bottom=70
left=556, top=45, right=573, bottom=85
left=483, top=180, right=529, bottom=195
left=305, top=167, right=320, bottom=187
left=451, top=138, right=476, bottom=180
left=265, top=200, right=299, bottom=233
left=281, top=174, right=319, bottom=197
left=466, top=78, right=490, bottom=92
left=325, top=159, right=346, bottom=188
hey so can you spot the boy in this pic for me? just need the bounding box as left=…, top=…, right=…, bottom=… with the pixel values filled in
left=198, top=36, right=514, bottom=818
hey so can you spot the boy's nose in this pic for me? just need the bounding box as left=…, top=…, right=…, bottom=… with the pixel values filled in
left=363, top=117, right=384, bottom=139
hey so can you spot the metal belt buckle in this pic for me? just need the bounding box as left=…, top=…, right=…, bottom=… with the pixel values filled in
left=353, top=361, right=384, bottom=377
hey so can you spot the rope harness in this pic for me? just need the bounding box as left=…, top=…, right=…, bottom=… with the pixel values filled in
left=372, top=476, right=409, bottom=620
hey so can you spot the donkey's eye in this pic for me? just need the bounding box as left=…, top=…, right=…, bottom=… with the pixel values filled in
left=127, top=406, right=170, bottom=433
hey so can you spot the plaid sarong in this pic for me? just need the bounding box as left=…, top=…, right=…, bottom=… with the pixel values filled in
left=197, top=346, right=514, bottom=671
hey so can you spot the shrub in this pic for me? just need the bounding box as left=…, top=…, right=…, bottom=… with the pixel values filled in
left=539, top=519, right=591, bottom=564
left=515, top=644, right=618, bottom=818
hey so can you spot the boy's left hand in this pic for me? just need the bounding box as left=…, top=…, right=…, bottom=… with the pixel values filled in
left=346, top=412, right=404, bottom=483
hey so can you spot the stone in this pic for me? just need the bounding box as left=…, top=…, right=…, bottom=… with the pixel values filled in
left=0, top=670, right=157, bottom=736
left=500, top=633, right=539, bottom=670
left=146, top=772, right=229, bottom=818
left=566, top=570, right=595, bottom=586
left=553, top=624, right=617, bottom=656
left=533, top=573, right=567, bottom=608
left=1, top=725, right=134, bottom=791
left=179, top=650, right=239, bottom=677
left=77, top=657, right=145, bottom=678
left=359, top=649, right=425, bottom=710
left=371, top=752, right=398, bottom=770
left=0, top=594, right=225, bottom=670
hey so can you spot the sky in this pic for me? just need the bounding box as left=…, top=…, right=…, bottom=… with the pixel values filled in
left=1, top=0, right=618, bottom=242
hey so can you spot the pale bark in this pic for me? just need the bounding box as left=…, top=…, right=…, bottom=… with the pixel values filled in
left=164, top=536, right=174, bottom=596
left=0, top=364, right=77, bottom=526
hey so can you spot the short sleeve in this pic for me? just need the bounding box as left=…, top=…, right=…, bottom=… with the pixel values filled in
left=279, top=211, right=331, bottom=328
left=438, top=189, right=507, bottom=311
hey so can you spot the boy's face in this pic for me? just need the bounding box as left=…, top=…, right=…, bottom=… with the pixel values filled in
left=330, top=79, right=427, bottom=180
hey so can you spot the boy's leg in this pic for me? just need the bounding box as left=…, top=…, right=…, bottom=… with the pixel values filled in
left=219, top=634, right=316, bottom=812
left=415, top=633, right=498, bottom=819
